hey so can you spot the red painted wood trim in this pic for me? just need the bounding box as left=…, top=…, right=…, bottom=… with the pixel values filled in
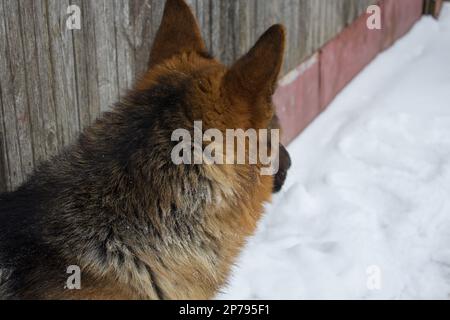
left=273, top=54, right=320, bottom=146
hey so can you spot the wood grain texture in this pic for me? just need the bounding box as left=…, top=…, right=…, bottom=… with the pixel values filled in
left=0, top=0, right=376, bottom=191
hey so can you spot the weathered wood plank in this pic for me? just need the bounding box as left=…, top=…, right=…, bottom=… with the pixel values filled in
left=0, top=0, right=26, bottom=189
left=4, top=0, right=35, bottom=181
left=32, top=0, right=60, bottom=161
left=133, top=0, right=154, bottom=78
left=236, top=0, right=254, bottom=58
left=18, top=0, right=44, bottom=169
left=0, top=111, right=6, bottom=192
left=194, top=0, right=212, bottom=52
left=218, top=0, right=237, bottom=64
left=70, top=0, right=93, bottom=129
left=0, top=76, right=10, bottom=192
left=6, top=1, right=34, bottom=182
left=47, top=0, right=80, bottom=146
left=114, top=0, right=135, bottom=96
left=210, top=0, right=221, bottom=61
left=93, top=0, right=119, bottom=112
left=72, top=0, right=103, bottom=126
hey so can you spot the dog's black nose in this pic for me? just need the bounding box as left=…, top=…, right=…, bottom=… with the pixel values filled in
left=281, top=144, right=292, bottom=170
left=273, top=144, right=291, bottom=193
left=273, top=169, right=287, bottom=193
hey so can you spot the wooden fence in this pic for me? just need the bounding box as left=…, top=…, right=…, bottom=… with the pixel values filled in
left=0, top=0, right=375, bottom=192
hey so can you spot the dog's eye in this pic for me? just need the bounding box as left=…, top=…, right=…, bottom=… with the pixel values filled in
left=198, top=80, right=209, bottom=93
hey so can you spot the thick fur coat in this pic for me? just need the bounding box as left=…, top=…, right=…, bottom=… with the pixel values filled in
left=0, top=0, right=290, bottom=299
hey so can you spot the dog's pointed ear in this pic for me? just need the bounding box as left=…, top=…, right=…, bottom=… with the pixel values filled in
left=224, top=25, right=285, bottom=100
left=148, top=0, right=207, bottom=68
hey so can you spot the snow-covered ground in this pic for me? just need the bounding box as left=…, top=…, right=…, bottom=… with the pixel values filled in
left=219, top=5, right=450, bottom=300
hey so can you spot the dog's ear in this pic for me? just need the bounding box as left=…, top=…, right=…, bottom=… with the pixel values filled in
left=148, top=0, right=207, bottom=68
left=224, top=25, right=285, bottom=101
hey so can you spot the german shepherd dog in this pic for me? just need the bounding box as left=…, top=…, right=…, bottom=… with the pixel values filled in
left=0, top=0, right=291, bottom=299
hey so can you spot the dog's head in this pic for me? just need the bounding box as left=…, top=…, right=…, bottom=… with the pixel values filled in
left=136, top=0, right=291, bottom=193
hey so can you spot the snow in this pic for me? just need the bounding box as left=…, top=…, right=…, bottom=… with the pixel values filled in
left=218, top=6, right=450, bottom=300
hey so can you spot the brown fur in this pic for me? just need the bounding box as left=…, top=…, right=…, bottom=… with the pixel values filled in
left=0, top=0, right=289, bottom=300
